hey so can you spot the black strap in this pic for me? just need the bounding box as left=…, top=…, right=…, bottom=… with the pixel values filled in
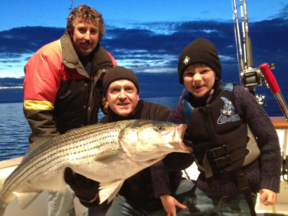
left=237, top=171, right=256, bottom=216
left=207, top=136, right=247, bottom=159
left=210, top=151, right=245, bottom=168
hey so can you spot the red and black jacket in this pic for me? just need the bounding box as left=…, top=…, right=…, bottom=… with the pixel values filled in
left=24, top=34, right=117, bottom=144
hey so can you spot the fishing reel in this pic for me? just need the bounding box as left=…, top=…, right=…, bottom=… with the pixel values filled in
left=241, top=64, right=276, bottom=106
left=241, top=67, right=267, bottom=105
left=240, top=63, right=275, bottom=106
left=241, top=67, right=264, bottom=88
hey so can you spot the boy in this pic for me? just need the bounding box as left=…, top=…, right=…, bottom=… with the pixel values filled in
left=163, top=38, right=281, bottom=215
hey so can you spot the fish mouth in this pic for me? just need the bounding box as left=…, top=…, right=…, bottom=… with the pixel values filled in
left=176, top=123, right=187, bottom=139
left=174, top=123, right=191, bottom=153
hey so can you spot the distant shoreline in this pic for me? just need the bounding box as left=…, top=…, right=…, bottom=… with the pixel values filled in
left=0, top=86, right=23, bottom=89
left=0, top=101, right=23, bottom=104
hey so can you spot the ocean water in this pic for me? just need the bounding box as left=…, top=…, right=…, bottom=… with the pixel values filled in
left=0, top=103, right=31, bottom=160
left=0, top=96, right=181, bottom=161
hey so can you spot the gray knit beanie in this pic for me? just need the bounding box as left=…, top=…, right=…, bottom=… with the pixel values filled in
left=178, top=38, right=222, bottom=84
left=103, top=66, right=140, bottom=96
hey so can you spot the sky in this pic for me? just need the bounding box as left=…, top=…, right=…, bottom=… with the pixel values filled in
left=0, top=0, right=287, bottom=80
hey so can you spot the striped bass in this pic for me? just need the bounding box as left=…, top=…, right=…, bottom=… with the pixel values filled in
left=0, top=120, right=190, bottom=216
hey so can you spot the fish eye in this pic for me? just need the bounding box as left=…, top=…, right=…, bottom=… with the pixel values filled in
left=154, top=125, right=165, bottom=131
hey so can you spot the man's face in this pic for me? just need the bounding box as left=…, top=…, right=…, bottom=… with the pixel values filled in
left=183, top=64, right=218, bottom=98
left=71, top=18, right=99, bottom=57
left=105, top=80, right=139, bottom=117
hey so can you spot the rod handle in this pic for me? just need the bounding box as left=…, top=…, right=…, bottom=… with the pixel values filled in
left=259, top=63, right=280, bottom=94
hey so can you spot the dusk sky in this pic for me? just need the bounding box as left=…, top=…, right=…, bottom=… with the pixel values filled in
left=0, top=0, right=287, bottom=82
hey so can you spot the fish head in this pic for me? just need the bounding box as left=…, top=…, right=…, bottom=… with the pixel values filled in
left=119, top=120, right=192, bottom=162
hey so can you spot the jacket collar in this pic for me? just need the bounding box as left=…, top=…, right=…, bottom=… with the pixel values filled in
left=60, top=34, right=113, bottom=78
left=60, top=34, right=99, bottom=78
left=105, top=100, right=144, bottom=122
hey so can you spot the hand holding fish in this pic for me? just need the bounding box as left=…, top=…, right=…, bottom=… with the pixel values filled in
left=64, top=168, right=99, bottom=203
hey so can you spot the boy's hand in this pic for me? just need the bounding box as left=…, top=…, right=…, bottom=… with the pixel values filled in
left=160, top=195, right=186, bottom=216
left=259, top=188, right=277, bottom=205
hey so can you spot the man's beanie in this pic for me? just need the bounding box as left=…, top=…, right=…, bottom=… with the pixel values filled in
left=178, top=38, right=222, bottom=84
left=103, top=66, right=140, bottom=95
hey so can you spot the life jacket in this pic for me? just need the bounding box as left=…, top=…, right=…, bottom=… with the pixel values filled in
left=181, top=82, right=260, bottom=173
left=180, top=83, right=260, bottom=215
left=181, top=82, right=259, bottom=216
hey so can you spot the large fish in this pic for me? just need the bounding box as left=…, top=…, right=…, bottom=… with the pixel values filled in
left=0, top=120, right=190, bottom=216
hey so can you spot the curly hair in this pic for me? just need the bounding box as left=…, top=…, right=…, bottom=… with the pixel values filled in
left=66, top=4, right=105, bottom=41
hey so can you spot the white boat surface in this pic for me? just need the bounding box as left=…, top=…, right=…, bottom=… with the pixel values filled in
left=0, top=117, right=287, bottom=216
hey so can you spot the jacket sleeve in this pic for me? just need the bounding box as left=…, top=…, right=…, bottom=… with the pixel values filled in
left=151, top=161, right=172, bottom=197
left=234, top=86, right=281, bottom=192
left=23, top=47, right=62, bottom=145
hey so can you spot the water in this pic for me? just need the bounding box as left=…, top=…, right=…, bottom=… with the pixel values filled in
left=0, top=96, right=181, bottom=161
left=0, top=103, right=31, bottom=160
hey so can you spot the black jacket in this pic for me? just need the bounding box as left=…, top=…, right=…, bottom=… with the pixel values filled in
left=99, top=99, right=185, bottom=212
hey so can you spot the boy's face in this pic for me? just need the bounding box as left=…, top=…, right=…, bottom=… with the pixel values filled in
left=105, top=79, right=139, bottom=117
left=183, top=64, right=218, bottom=98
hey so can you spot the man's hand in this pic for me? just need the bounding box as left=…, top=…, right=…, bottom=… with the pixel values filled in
left=64, top=167, right=99, bottom=203
left=259, top=188, right=277, bottom=205
left=160, top=195, right=186, bottom=216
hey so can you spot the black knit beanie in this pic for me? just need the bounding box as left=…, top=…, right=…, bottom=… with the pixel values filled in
left=178, top=38, right=222, bottom=84
left=103, top=66, right=140, bottom=96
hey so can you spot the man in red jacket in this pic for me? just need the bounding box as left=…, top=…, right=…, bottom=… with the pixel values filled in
left=23, top=4, right=117, bottom=216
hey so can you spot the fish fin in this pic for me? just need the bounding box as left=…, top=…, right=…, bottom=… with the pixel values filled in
left=13, top=192, right=40, bottom=209
left=94, top=150, right=121, bottom=162
left=98, top=180, right=124, bottom=204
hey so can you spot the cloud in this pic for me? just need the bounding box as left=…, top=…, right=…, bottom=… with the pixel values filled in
left=275, top=3, right=288, bottom=19
left=0, top=27, right=64, bottom=54
left=0, top=14, right=287, bottom=81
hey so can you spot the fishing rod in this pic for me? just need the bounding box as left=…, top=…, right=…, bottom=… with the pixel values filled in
left=69, top=0, right=74, bottom=15
left=232, top=0, right=288, bottom=183
left=232, top=0, right=266, bottom=103
left=232, top=0, right=288, bottom=118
